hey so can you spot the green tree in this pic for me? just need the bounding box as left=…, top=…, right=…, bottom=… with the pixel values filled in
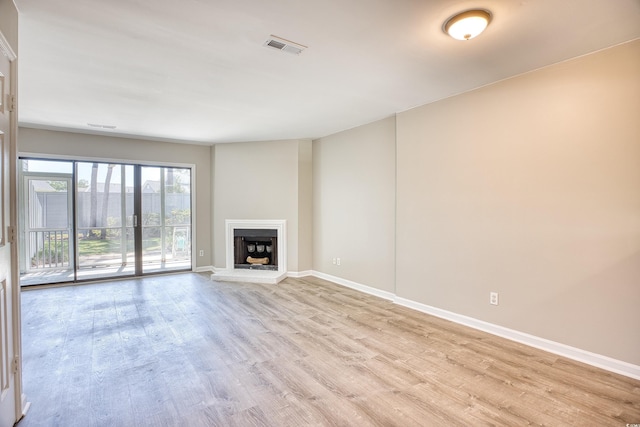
left=47, top=181, right=67, bottom=191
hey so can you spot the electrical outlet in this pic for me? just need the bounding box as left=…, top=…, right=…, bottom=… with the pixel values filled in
left=332, top=258, right=336, bottom=265
left=490, top=292, right=499, bottom=306
left=199, top=250, right=204, bottom=257
left=336, top=258, right=341, bottom=266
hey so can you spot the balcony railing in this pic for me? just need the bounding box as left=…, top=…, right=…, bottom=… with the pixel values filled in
left=28, top=229, right=71, bottom=270
left=25, top=225, right=191, bottom=274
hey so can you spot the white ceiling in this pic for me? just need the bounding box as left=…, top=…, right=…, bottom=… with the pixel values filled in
left=14, top=0, right=640, bottom=145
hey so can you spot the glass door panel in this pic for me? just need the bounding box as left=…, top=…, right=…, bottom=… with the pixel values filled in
left=164, top=167, right=192, bottom=270
left=141, top=166, right=191, bottom=273
left=76, top=162, right=135, bottom=281
left=19, top=159, right=75, bottom=286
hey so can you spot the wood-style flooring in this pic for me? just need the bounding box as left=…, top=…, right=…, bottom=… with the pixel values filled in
left=17, top=273, right=640, bottom=426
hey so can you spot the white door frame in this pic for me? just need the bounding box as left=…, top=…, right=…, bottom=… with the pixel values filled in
left=20, top=172, right=74, bottom=275
left=0, top=29, right=28, bottom=425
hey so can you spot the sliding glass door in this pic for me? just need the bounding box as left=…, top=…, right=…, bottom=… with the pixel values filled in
left=141, top=166, right=192, bottom=273
left=75, top=162, right=135, bottom=281
left=19, top=159, right=192, bottom=286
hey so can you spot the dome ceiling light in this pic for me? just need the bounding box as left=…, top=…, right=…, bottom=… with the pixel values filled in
left=443, top=9, right=492, bottom=41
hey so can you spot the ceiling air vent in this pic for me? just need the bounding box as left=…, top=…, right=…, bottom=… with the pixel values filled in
left=88, top=123, right=117, bottom=129
left=263, top=35, right=307, bottom=55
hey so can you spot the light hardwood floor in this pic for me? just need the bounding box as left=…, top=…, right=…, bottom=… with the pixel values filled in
left=17, top=273, right=640, bottom=426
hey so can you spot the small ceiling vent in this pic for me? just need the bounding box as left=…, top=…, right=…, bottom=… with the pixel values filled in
left=263, top=35, right=307, bottom=55
left=88, top=123, right=117, bottom=129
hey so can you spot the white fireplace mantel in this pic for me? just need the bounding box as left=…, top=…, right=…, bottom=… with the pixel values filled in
left=212, top=219, right=287, bottom=284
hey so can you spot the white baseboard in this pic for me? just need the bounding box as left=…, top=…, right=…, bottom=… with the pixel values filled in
left=311, top=270, right=395, bottom=301
left=194, top=265, right=214, bottom=273
left=287, top=270, right=313, bottom=278
left=310, top=271, right=640, bottom=381
left=394, top=297, right=640, bottom=381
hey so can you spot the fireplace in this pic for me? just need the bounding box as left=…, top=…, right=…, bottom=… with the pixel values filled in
left=234, top=228, right=278, bottom=270
left=212, top=219, right=287, bottom=284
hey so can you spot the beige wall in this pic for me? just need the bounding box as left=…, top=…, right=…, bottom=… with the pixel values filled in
left=396, top=40, right=640, bottom=365
left=297, top=140, right=313, bottom=272
left=312, top=116, right=396, bottom=293
left=212, top=139, right=312, bottom=272
left=18, top=128, right=213, bottom=268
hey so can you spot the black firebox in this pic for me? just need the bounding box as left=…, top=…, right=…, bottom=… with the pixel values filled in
left=233, top=228, right=278, bottom=270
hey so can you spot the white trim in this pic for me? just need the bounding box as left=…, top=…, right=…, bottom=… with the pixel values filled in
left=311, top=270, right=395, bottom=301
left=211, top=220, right=287, bottom=284
left=194, top=265, right=213, bottom=273
left=394, top=297, right=640, bottom=381
left=309, top=271, right=640, bottom=380
left=224, top=219, right=287, bottom=274
left=287, top=270, right=313, bottom=278
left=2, top=28, right=28, bottom=423
left=189, top=164, right=197, bottom=274
left=0, top=32, right=17, bottom=61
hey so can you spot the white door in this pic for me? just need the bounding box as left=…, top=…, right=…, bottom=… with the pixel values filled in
left=0, top=36, right=20, bottom=427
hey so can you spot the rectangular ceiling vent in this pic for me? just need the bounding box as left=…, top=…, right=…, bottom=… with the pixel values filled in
left=263, top=35, right=307, bottom=55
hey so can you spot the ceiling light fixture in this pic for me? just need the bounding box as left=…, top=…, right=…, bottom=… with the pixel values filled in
left=443, top=9, right=492, bottom=41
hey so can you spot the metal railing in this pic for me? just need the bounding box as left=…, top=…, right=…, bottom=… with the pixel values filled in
left=26, top=225, right=191, bottom=273
left=28, top=229, right=72, bottom=270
